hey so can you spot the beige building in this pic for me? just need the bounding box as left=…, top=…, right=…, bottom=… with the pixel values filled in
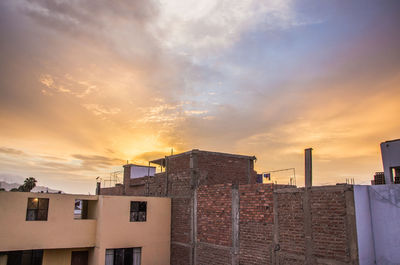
left=0, top=192, right=171, bottom=265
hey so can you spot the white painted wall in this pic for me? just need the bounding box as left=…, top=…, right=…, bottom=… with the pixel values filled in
left=354, top=185, right=400, bottom=265
left=354, top=185, right=375, bottom=265
left=381, top=140, right=400, bottom=184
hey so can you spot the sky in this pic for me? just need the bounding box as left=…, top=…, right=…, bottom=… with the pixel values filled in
left=0, top=0, right=399, bottom=194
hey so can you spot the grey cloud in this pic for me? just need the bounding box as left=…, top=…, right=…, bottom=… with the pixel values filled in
left=133, top=151, right=169, bottom=162
left=0, top=147, right=26, bottom=156
left=72, top=154, right=124, bottom=170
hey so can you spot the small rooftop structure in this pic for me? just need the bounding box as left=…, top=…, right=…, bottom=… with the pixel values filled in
left=123, top=164, right=156, bottom=179
left=380, top=139, right=400, bottom=184
left=149, top=149, right=256, bottom=168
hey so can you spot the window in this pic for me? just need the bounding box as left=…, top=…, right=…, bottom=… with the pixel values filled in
left=74, top=199, right=88, bottom=219
left=130, top=201, right=146, bottom=222
left=105, top=248, right=141, bottom=265
left=74, top=199, right=97, bottom=220
left=2, top=250, right=43, bottom=265
left=26, top=198, right=49, bottom=221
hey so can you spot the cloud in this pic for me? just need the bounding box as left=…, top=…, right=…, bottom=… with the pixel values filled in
left=0, top=147, right=26, bottom=156
left=0, top=0, right=399, bottom=193
left=71, top=154, right=125, bottom=170
left=133, top=151, right=171, bottom=162
left=82, top=104, right=121, bottom=117
left=155, top=0, right=298, bottom=56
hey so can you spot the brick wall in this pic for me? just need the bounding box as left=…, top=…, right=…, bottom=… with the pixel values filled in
left=311, top=189, right=349, bottom=262
left=99, top=185, right=123, bottom=195
left=147, top=172, right=166, bottom=196
left=196, top=183, right=278, bottom=265
left=197, top=152, right=256, bottom=186
left=171, top=197, right=192, bottom=243
left=274, top=186, right=357, bottom=264
left=197, top=184, right=232, bottom=247
left=99, top=150, right=358, bottom=265
left=171, top=244, right=191, bottom=265
left=239, top=184, right=274, bottom=265
left=197, top=243, right=231, bottom=265
left=276, top=190, right=305, bottom=257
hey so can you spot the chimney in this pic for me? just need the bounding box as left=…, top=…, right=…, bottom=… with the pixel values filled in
left=305, top=148, right=313, bottom=187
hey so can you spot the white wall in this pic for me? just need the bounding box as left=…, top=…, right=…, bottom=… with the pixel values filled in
left=354, top=186, right=375, bottom=265
left=354, top=185, right=400, bottom=265
left=381, top=140, right=400, bottom=183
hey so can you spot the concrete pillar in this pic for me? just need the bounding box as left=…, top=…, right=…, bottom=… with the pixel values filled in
left=305, top=148, right=313, bottom=188
left=303, top=188, right=316, bottom=264
left=232, top=185, right=239, bottom=265
left=164, top=157, right=169, bottom=196
left=122, top=164, right=132, bottom=195
left=95, top=182, right=101, bottom=195
left=272, top=191, right=280, bottom=264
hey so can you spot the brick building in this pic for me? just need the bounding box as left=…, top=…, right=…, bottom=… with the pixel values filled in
left=100, top=149, right=359, bottom=265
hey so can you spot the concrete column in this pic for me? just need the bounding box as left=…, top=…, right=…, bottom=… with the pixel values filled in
left=303, top=188, right=316, bottom=264
left=305, top=148, right=313, bottom=188
left=96, top=182, right=101, bottom=195
left=192, top=188, right=198, bottom=265
left=232, top=185, right=239, bottom=265
left=272, top=191, right=280, bottom=264
left=190, top=151, right=199, bottom=188
left=122, top=164, right=131, bottom=195
left=164, top=157, right=169, bottom=196
left=345, top=188, right=359, bottom=264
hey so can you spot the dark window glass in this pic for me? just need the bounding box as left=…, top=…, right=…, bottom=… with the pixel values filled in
left=114, top=249, right=124, bottom=265
left=5, top=250, right=43, bottom=265
left=123, top=248, right=133, bottom=265
left=130, top=201, right=146, bottom=222
left=105, top=248, right=141, bottom=265
left=26, top=198, right=49, bottom=221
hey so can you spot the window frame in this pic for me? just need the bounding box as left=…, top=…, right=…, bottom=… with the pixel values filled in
left=129, top=201, right=147, bottom=222
left=105, top=247, right=141, bottom=265
left=26, top=198, right=49, bottom=221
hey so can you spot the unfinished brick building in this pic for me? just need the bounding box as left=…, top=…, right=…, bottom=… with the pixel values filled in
left=101, top=149, right=359, bottom=265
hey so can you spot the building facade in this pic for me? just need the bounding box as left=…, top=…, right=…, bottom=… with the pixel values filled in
left=100, top=149, right=361, bottom=265
left=0, top=192, right=170, bottom=265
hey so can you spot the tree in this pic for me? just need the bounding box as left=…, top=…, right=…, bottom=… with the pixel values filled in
left=18, top=177, right=37, bottom=192
left=0, top=187, right=5, bottom=191
left=10, top=188, right=19, bottom=192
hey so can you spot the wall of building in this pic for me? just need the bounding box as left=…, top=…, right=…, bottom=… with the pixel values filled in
left=353, top=185, right=376, bottom=265
left=354, top=184, right=400, bottom=265
left=92, top=195, right=171, bottom=265
left=100, top=185, right=124, bottom=195
left=197, top=184, right=232, bottom=265
left=274, top=185, right=358, bottom=264
left=239, top=184, right=274, bottom=265
left=0, top=192, right=97, bottom=251
left=380, top=140, right=400, bottom=183
left=42, top=248, right=92, bottom=265
left=196, top=151, right=256, bottom=186
left=0, top=192, right=171, bottom=265
left=196, top=183, right=277, bottom=265
left=101, top=150, right=258, bottom=265
left=98, top=150, right=359, bottom=265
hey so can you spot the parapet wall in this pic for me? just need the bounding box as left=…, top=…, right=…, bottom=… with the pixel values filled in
left=274, top=185, right=358, bottom=264
left=195, top=184, right=358, bottom=265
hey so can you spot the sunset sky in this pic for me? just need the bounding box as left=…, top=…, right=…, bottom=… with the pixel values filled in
left=1, top=0, right=399, bottom=194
